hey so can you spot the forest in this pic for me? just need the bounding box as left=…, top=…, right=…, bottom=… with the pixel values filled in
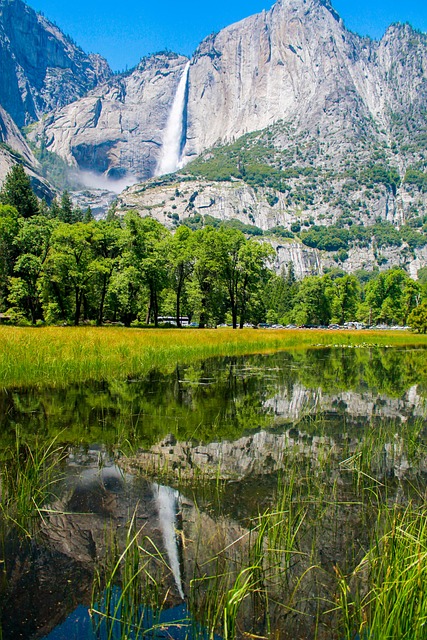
left=1, top=164, right=427, bottom=330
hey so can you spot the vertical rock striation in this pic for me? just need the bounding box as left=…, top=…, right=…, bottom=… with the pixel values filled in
left=30, top=53, right=189, bottom=181
left=0, top=0, right=112, bottom=127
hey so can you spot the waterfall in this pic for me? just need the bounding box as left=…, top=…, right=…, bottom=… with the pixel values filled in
left=153, top=483, right=185, bottom=599
left=156, top=62, right=190, bottom=176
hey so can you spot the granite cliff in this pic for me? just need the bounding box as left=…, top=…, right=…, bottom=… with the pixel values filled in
left=0, top=104, right=52, bottom=198
left=0, top=0, right=111, bottom=128
left=26, top=0, right=427, bottom=273
left=0, top=0, right=111, bottom=190
left=32, top=0, right=427, bottom=182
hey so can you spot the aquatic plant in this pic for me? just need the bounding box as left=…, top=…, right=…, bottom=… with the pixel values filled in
left=332, top=504, right=427, bottom=640
left=0, top=429, right=66, bottom=536
left=91, top=512, right=189, bottom=639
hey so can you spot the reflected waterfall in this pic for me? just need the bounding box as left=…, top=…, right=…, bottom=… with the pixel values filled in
left=156, top=62, right=190, bottom=176
left=153, top=482, right=185, bottom=599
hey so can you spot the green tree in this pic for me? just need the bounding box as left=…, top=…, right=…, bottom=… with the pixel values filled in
left=360, top=269, right=420, bottom=325
left=8, top=214, right=56, bottom=323
left=107, top=264, right=141, bottom=326
left=190, top=227, right=225, bottom=328
left=292, top=275, right=331, bottom=326
left=217, top=228, right=246, bottom=329
left=167, top=225, right=195, bottom=327
left=58, top=191, right=74, bottom=223
left=401, top=279, right=421, bottom=324
left=330, top=274, right=360, bottom=324
left=120, top=213, right=169, bottom=326
left=0, top=165, right=39, bottom=218
left=408, top=302, right=427, bottom=333
left=264, top=263, right=298, bottom=324
left=43, top=222, right=99, bottom=325
left=144, top=221, right=169, bottom=327
left=0, top=204, right=20, bottom=308
left=235, top=238, right=273, bottom=328
left=90, top=220, right=123, bottom=325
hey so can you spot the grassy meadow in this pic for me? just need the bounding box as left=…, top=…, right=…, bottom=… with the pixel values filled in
left=1, top=325, right=427, bottom=389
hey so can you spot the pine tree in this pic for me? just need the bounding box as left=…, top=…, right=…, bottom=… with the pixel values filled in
left=59, top=191, right=74, bottom=223
left=0, top=164, right=39, bottom=218
left=83, top=206, right=93, bottom=223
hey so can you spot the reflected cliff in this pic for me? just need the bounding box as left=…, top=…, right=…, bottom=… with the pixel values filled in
left=1, top=346, right=427, bottom=639
left=1, top=347, right=427, bottom=451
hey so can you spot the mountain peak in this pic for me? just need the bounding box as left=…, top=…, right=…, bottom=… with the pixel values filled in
left=0, top=0, right=111, bottom=126
left=273, top=0, right=342, bottom=24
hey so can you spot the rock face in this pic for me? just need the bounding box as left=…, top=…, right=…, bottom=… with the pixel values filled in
left=34, top=0, right=427, bottom=180
left=32, top=53, right=189, bottom=182
left=182, top=5, right=427, bottom=164
left=184, top=0, right=358, bottom=159
left=0, top=0, right=111, bottom=189
left=0, top=0, right=111, bottom=128
left=0, top=104, right=35, bottom=166
left=0, top=104, right=52, bottom=198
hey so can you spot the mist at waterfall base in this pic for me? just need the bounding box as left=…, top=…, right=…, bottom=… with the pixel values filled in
left=74, top=169, right=138, bottom=194
left=156, top=62, right=190, bottom=177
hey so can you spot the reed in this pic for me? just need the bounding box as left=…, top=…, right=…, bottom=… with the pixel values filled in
left=92, top=448, right=427, bottom=640
left=91, top=513, right=181, bottom=639
left=331, top=503, right=427, bottom=640
left=0, top=429, right=66, bottom=536
left=123, top=414, right=427, bottom=637
left=361, top=504, right=427, bottom=639
left=0, top=325, right=426, bottom=389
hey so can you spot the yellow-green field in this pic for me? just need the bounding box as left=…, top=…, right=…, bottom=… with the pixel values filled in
left=1, top=325, right=427, bottom=389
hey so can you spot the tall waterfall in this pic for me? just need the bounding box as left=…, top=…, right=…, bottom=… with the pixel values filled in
left=153, top=483, right=185, bottom=599
left=156, top=62, right=190, bottom=176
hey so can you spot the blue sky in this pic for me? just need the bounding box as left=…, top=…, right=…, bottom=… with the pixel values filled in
left=27, top=0, right=427, bottom=71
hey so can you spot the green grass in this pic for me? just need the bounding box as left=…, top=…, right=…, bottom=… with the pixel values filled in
left=0, top=429, right=66, bottom=536
left=1, top=326, right=427, bottom=389
left=333, top=503, right=427, bottom=640
left=91, top=514, right=173, bottom=640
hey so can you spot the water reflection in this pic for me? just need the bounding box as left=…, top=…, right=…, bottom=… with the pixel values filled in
left=1, top=347, right=427, bottom=639
left=1, top=347, right=427, bottom=450
left=153, top=483, right=184, bottom=600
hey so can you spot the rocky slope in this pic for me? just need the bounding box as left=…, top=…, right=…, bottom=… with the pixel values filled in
left=0, top=104, right=52, bottom=198
left=0, top=0, right=111, bottom=128
left=116, top=175, right=427, bottom=278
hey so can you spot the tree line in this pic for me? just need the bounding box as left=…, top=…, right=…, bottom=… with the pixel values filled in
left=0, top=165, right=426, bottom=329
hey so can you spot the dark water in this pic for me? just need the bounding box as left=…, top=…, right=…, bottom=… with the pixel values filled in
left=1, top=346, right=427, bottom=639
